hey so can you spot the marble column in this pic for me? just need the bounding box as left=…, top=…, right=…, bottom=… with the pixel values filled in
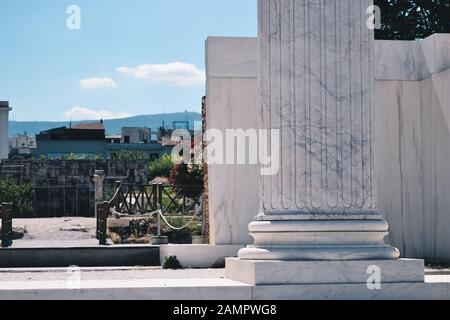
left=238, top=0, right=400, bottom=261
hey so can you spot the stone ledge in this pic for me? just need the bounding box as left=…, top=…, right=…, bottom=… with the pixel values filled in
left=225, top=258, right=424, bottom=285
left=0, top=276, right=448, bottom=300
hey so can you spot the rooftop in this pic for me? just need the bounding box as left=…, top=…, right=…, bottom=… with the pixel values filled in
left=72, top=122, right=105, bottom=130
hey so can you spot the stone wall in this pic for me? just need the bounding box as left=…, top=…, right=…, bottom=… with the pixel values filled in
left=0, top=160, right=148, bottom=217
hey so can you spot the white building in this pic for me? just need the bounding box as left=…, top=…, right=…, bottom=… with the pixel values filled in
left=0, top=101, right=12, bottom=161
left=121, top=127, right=151, bottom=144
left=11, top=133, right=37, bottom=158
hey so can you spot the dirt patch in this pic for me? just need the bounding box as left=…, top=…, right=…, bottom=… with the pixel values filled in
left=12, top=218, right=96, bottom=241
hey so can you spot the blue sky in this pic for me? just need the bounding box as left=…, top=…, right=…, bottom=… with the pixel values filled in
left=0, top=0, right=257, bottom=121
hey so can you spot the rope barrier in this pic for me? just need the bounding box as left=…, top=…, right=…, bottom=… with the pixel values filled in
left=157, top=206, right=201, bottom=231
left=107, top=182, right=204, bottom=232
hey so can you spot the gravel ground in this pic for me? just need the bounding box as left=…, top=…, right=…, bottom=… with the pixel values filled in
left=13, top=218, right=97, bottom=241
left=0, top=268, right=225, bottom=282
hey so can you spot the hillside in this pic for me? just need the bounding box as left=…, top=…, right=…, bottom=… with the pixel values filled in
left=9, top=112, right=202, bottom=137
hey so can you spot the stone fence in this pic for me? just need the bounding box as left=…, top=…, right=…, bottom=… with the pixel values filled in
left=0, top=160, right=149, bottom=217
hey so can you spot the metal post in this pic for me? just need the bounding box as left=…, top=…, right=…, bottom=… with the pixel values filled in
left=93, top=170, right=105, bottom=239
left=157, top=205, right=161, bottom=238
left=151, top=185, right=168, bottom=245
left=114, top=181, right=121, bottom=212
left=97, top=201, right=108, bottom=246
left=152, top=183, right=158, bottom=212
left=1, top=202, right=13, bottom=248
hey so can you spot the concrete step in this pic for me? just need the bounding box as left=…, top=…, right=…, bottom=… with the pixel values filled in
left=0, top=245, right=160, bottom=268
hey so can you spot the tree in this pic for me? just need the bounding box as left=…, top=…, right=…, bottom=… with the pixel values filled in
left=112, top=150, right=147, bottom=161
left=147, top=154, right=174, bottom=180
left=375, top=0, right=450, bottom=40
left=169, top=162, right=204, bottom=198
left=0, top=178, right=34, bottom=218
left=62, top=153, right=77, bottom=161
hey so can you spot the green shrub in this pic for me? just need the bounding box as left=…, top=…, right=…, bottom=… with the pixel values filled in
left=0, top=177, right=34, bottom=218
left=147, top=154, right=174, bottom=180
left=112, top=150, right=147, bottom=160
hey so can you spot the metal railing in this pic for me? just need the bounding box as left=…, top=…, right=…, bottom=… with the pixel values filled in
left=95, top=182, right=204, bottom=245
left=112, top=182, right=203, bottom=216
left=1, top=203, right=13, bottom=248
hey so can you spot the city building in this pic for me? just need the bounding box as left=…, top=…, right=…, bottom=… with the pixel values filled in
left=106, top=127, right=172, bottom=160
left=35, top=121, right=107, bottom=159
left=10, top=133, right=37, bottom=159
left=35, top=122, right=175, bottom=161
left=121, top=127, right=151, bottom=144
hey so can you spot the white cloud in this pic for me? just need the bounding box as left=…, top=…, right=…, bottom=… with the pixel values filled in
left=116, top=62, right=205, bottom=86
left=80, top=77, right=117, bottom=89
left=65, top=106, right=132, bottom=121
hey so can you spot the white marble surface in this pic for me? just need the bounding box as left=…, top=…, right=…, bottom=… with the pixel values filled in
left=252, top=282, right=450, bottom=300
left=205, top=37, right=259, bottom=245
left=226, top=258, right=424, bottom=285
left=376, top=68, right=450, bottom=260
left=259, top=0, right=375, bottom=214
left=375, top=33, right=450, bottom=80
left=205, top=37, right=258, bottom=79
left=375, top=40, right=420, bottom=80
left=204, top=4, right=450, bottom=262
left=2, top=272, right=450, bottom=300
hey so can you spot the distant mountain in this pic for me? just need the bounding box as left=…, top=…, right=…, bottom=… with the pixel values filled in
left=9, top=112, right=202, bottom=137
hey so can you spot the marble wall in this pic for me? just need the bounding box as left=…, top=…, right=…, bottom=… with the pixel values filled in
left=375, top=33, right=450, bottom=81
left=206, top=34, right=450, bottom=258
left=376, top=62, right=450, bottom=260
left=375, top=34, right=450, bottom=260
left=205, top=37, right=259, bottom=245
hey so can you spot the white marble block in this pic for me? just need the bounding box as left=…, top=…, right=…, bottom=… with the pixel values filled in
left=226, top=258, right=424, bottom=285
left=205, top=37, right=259, bottom=245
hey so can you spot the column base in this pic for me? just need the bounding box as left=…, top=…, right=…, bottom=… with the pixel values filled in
left=237, top=215, right=400, bottom=261
left=226, top=258, right=424, bottom=285
left=238, top=245, right=400, bottom=261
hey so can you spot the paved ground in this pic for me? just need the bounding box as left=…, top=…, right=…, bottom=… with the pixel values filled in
left=0, top=266, right=447, bottom=283
left=0, top=267, right=225, bottom=282
left=13, top=218, right=97, bottom=243
left=0, top=268, right=449, bottom=300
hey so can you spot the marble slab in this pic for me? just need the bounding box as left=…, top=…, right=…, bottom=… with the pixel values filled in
left=226, top=258, right=424, bottom=285
left=205, top=37, right=259, bottom=245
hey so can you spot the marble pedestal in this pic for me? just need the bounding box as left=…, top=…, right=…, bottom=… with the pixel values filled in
left=226, top=214, right=424, bottom=286
left=226, top=258, right=424, bottom=285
